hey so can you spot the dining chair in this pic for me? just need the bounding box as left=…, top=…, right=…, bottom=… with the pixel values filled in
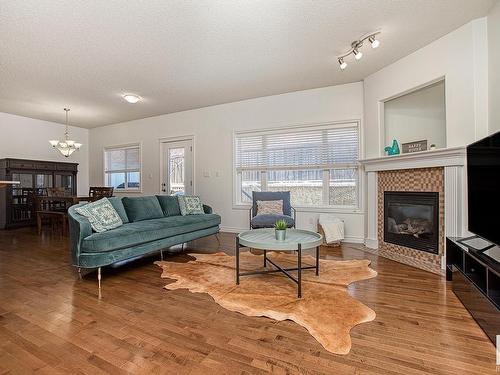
left=34, top=192, right=68, bottom=235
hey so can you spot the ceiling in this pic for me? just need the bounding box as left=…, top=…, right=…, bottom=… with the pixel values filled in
left=0, top=0, right=495, bottom=128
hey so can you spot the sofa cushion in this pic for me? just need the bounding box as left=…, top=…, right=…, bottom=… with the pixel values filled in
left=156, top=195, right=181, bottom=217
left=75, top=198, right=123, bottom=233
left=251, top=214, right=294, bottom=229
left=122, top=196, right=164, bottom=222
left=81, top=214, right=221, bottom=253
left=108, top=197, right=129, bottom=223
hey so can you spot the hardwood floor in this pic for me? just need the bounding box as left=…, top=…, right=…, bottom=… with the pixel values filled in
left=0, top=228, right=496, bottom=374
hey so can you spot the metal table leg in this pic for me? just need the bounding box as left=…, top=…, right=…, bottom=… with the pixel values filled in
left=264, top=250, right=267, bottom=267
left=236, top=237, right=240, bottom=285
left=298, top=243, right=302, bottom=298
left=316, top=246, right=320, bottom=276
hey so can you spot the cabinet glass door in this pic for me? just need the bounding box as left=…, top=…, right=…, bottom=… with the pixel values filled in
left=55, top=174, right=73, bottom=190
left=12, top=173, right=33, bottom=188
left=10, top=173, right=34, bottom=222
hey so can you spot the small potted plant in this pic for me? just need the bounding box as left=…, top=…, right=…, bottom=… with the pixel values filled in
left=274, top=219, right=288, bottom=241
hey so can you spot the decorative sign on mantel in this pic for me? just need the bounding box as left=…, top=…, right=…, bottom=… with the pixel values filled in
left=402, top=140, right=427, bottom=153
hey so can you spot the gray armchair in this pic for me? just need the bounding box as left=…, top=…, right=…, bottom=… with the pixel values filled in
left=249, top=191, right=296, bottom=229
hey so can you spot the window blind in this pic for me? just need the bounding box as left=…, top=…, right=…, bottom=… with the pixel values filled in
left=235, top=123, right=359, bottom=171
left=105, top=145, right=140, bottom=172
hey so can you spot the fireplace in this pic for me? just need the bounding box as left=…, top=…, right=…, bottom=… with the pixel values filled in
left=384, top=191, right=439, bottom=254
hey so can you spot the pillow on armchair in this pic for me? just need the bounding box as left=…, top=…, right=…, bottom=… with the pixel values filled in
left=252, top=191, right=291, bottom=217
left=256, top=200, right=283, bottom=215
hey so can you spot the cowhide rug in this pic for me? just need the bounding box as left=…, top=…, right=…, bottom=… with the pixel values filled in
left=155, top=252, right=377, bottom=354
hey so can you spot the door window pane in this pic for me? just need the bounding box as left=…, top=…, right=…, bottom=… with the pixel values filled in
left=169, top=148, right=185, bottom=195
left=240, top=171, right=260, bottom=203
left=267, top=170, right=323, bottom=206
left=329, top=168, right=358, bottom=207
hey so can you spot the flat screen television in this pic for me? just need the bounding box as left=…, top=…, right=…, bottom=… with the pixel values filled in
left=467, top=131, right=500, bottom=246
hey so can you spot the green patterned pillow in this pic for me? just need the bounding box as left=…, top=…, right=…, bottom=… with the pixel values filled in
left=178, top=195, right=205, bottom=216
left=75, top=197, right=123, bottom=232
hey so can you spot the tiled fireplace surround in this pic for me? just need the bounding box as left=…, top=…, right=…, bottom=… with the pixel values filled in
left=360, top=147, right=467, bottom=275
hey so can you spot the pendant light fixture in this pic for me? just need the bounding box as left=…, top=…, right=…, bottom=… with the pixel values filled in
left=49, top=108, right=82, bottom=157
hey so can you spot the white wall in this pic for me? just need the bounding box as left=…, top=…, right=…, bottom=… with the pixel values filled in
left=89, top=83, right=365, bottom=242
left=489, top=0, right=500, bottom=134
left=364, top=18, right=489, bottom=158
left=384, top=81, right=446, bottom=149
left=0, top=112, right=89, bottom=195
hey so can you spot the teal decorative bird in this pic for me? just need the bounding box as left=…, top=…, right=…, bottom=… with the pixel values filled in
left=384, top=140, right=400, bottom=155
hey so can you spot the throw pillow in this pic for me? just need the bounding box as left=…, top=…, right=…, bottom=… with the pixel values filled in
left=75, top=197, right=123, bottom=233
left=178, top=195, right=205, bottom=215
left=256, top=200, right=283, bottom=215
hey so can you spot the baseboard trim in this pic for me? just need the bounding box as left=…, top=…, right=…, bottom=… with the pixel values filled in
left=364, top=238, right=378, bottom=249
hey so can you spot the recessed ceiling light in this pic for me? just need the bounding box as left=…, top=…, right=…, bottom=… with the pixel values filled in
left=123, top=94, right=141, bottom=104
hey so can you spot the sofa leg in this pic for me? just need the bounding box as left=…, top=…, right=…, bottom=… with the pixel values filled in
left=181, top=243, right=184, bottom=251
left=215, top=233, right=221, bottom=248
left=97, top=267, right=102, bottom=298
left=77, top=267, right=82, bottom=280
left=160, top=249, right=164, bottom=261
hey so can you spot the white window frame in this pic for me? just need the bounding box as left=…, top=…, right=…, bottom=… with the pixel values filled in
left=103, top=143, right=142, bottom=192
left=232, top=120, right=362, bottom=212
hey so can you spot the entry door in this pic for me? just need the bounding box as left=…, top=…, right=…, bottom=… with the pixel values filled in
left=161, top=139, right=193, bottom=196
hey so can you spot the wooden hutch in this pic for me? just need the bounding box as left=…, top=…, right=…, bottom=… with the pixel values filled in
left=0, top=158, right=78, bottom=229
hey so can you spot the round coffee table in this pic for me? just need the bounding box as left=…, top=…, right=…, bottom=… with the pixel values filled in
left=236, top=228, right=323, bottom=298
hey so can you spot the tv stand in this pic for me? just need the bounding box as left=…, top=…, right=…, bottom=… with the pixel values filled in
left=446, top=237, right=500, bottom=344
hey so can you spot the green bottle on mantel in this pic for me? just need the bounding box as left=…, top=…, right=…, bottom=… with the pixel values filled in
left=384, top=139, right=400, bottom=155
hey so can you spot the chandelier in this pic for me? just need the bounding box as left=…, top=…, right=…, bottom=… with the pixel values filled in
left=49, top=108, right=82, bottom=157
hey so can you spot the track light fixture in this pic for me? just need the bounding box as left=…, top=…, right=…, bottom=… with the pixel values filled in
left=369, top=36, right=380, bottom=49
left=353, top=48, right=363, bottom=60
left=338, top=58, right=347, bottom=70
left=337, top=31, right=381, bottom=70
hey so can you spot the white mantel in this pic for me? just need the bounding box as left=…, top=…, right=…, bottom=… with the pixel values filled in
left=360, top=146, right=466, bottom=172
left=360, top=147, right=467, bottom=270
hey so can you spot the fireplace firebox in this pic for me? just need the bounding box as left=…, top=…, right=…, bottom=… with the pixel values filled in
left=384, top=191, right=439, bottom=254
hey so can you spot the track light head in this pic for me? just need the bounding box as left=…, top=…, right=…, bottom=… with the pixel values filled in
left=369, top=36, right=380, bottom=48
left=338, top=58, right=347, bottom=70
left=353, top=49, right=363, bottom=60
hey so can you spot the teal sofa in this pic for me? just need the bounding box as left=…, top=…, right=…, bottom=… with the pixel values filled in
left=68, top=195, right=220, bottom=291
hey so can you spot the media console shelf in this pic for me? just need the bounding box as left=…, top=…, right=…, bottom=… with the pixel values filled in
left=446, top=237, right=500, bottom=344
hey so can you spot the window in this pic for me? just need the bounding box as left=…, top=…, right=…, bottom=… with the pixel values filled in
left=104, top=144, right=141, bottom=191
left=234, top=122, right=359, bottom=208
